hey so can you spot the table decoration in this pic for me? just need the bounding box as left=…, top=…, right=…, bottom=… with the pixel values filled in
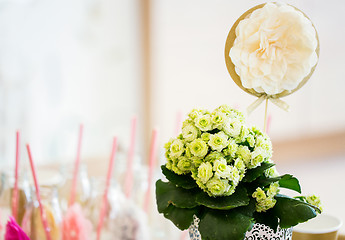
left=225, top=2, right=319, bottom=118
left=96, top=137, right=118, bottom=240
left=26, top=144, right=53, bottom=240
left=124, top=117, right=137, bottom=199
left=143, top=128, right=159, bottom=213
left=155, top=2, right=323, bottom=240
left=62, top=124, right=93, bottom=240
left=4, top=216, right=30, bottom=240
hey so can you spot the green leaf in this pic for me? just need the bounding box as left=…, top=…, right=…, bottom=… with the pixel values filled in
left=242, top=162, right=275, bottom=182
left=161, top=165, right=198, bottom=189
left=273, top=194, right=317, bottom=228
left=253, top=210, right=279, bottom=232
left=198, top=208, right=254, bottom=240
left=254, top=174, right=302, bottom=193
left=156, top=180, right=199, bottom=213
left=162, top=205, right=201, bottom=230
left=278, top=175, right=301, bottom=193
left=195, top=186, right=250, bottom=210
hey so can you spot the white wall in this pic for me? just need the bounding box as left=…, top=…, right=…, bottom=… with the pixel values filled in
left=151, top=0, right=345, bottom=144
left=0, top=0, right=142, bottom=165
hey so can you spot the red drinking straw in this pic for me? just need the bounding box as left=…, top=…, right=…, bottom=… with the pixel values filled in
left=26, top=144, right=52, bottom=240
left=69, top=124, right=84, bottom=206
left=124, top=116, right=137, bottom=199
left=143, top=128, right=159, bottom=213
left=96, top=137, right=118, bottom=240
left=12, top=131, right=20, bottom=221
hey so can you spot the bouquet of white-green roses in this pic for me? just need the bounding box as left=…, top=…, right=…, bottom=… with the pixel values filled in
left=156, top=105, right=322, bottom=240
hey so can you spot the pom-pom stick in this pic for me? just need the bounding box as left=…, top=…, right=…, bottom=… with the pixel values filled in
left=96, top=137, right=118, bottom=240
left=69, top=124, right=84, bottom=206
left=124, top=117, right=137, bottom=199
left=143, top=128, right=159, bottom=213
left=26, top=144, right=52, bottom=240
left=12, top=131, right=20, bottom=221
left=5, top=216, right=30, bottom=240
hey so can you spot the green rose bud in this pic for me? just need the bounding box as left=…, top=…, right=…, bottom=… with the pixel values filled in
left=224, top=183, right=237, bottom=196
left=227, top=139, right=238, bottom=158
left=252, top=187, right=266, bottom=201
left=171, top=158, right=184, bottom=175
left=306, top=195, right=323, bottom=212
left=255, top=135, right=273, bottom=158
left=206, top=177, right=230, bottom=197
left=205, top=152, right=224, bottom=163
left=182, top=123, right=199, bottom=142
left=208, top=131, right=229, bottom=152
left=194, top=114, right=213, bottom=131
left=197, top=162, right=213, bottom=184
left=256, top=197, right=277, bottom=212
left=201, top=132, right=211, bottom=142
left=191, top=156, right=203, bottom=169
left=234, top=158, right=246, bottom=173
left=236, top=145, right=251, bottom=167
left=267, top=182, right=279, bottom=197
left=236, top=125, right=249, bottom=143
left=264, top=166, right=279, bottom=178
left=250, top=147, right=266, bottom=168
left=188, top=109, right=206, bottom=120
left=246, top=133, right=255, bottom=148
left=189, top=139, right=208, bottom=158
left=223, top=119, right=242, bottom=138
left=164, top=138, right=173, bottom=151
left=213, top=158, right=230, bottom=179
left=185, top=146, right=192, bottom=158
left=211, top=110, right=227, bottom=129
left=177, top=156, right=193, bottom=173
left=228, top=166, right=240, bottom=185
left=170, top=139, right=185, bottom=158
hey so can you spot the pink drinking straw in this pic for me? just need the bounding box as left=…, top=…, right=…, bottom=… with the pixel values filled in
left=69, top=124, right=84, bottom=206
left=143, top=128, right=159, bottom=213
left=0, top=209, right=3, bottom=232
left=12, top=131, right=20, bottom=221
left=124, top=116, right=137, bottom=199
left=266, top=114, right=272, bottom=134
left=26, top=144, right=52, bottom=240
left=96, top=137, right=118, bottom=240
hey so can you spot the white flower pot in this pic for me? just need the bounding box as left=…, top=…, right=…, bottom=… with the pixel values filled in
left=188, top=216, right=292, bottom=240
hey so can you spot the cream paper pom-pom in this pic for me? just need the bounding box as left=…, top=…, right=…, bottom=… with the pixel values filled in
left=229, top=3, right=318, bottom=95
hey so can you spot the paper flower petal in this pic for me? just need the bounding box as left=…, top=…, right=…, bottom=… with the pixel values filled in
left=5, top=216, right=30, bottom=240
left=62, top=203, right=92, bottom=240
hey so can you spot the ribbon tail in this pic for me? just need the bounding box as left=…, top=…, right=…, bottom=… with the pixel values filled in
left=247, top=96, right=266, bottom=115
left=269, top=98, right=290, bottom=112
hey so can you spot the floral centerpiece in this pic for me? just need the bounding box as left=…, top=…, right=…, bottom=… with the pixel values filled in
left=156, top=105, right=321, bottom=240
left=155, top=2, right=322, bottom=240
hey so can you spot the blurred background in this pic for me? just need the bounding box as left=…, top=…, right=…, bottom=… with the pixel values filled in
left=0, top=0, right=344, bottom=238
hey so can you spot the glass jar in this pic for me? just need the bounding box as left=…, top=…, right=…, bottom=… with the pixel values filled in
left=0, top=169, right=31, bottom=228
left=86, top=177, right=149, bottom=240
left=22, top=186, right=62, bottom=240
left=58, top=164, right=91, bottom=213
